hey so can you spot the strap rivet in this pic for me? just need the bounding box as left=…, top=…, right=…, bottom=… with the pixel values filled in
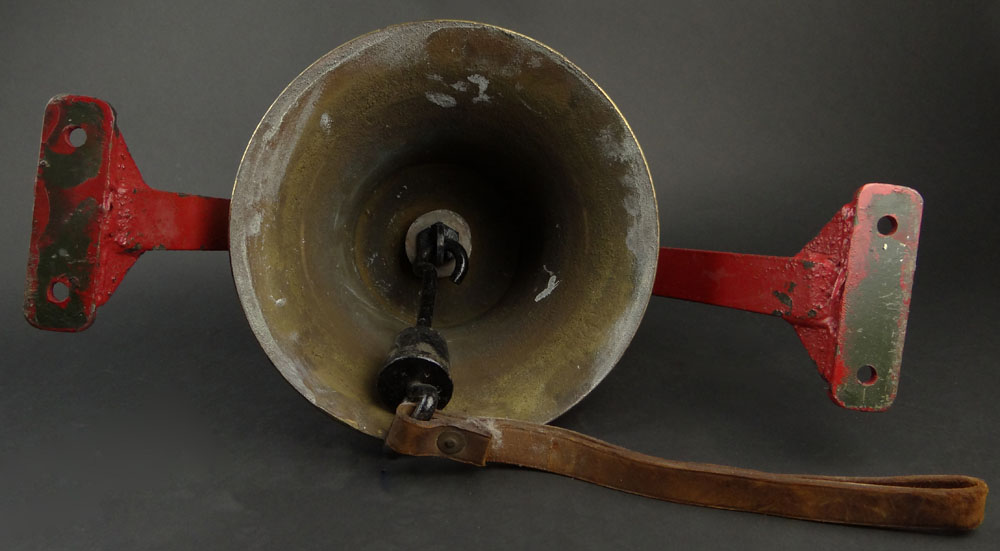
left=437, top=431, right=465, bottom=455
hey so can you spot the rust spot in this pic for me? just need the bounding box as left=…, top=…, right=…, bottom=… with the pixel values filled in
left=773, top=290, right=793, bottom=308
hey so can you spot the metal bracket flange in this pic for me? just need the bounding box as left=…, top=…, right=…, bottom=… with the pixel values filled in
left=23, top=95, right=230, bottom=331
left=654, top=184, right=923, bottom=410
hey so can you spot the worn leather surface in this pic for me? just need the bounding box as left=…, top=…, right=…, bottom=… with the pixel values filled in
left=386, top=404, right=988, bottom=531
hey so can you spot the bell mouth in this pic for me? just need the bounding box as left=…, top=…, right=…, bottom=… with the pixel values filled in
left=230, top=20, right=659, bottom=437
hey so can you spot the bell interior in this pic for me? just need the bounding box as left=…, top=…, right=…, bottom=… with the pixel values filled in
left=230, top=21, right=658, bottom=436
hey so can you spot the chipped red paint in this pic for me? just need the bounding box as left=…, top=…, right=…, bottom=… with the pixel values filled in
left=654, top=184, right=923, bottom=411
left=24, top=96, right=229, bottom=331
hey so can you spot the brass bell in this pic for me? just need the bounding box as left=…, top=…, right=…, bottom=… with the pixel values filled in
left=229, top=20, right=659, bottom=437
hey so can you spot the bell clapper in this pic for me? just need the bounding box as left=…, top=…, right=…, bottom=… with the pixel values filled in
left=403, top=209, right=472, bottom=280
left=376, top=221, right=470, bottom=421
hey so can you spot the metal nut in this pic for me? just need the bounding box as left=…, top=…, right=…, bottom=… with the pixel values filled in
left=436, top=430, right=466, bottom=455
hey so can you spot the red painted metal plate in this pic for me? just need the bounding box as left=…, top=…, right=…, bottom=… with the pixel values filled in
left=655, top=184, right=923, bottom=411
left=23, top=95, right=229, bottom=331
left=830, top=186, right=923, bottom=410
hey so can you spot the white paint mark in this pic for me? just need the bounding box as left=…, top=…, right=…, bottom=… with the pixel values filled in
left=882, top=243, right=888, bottom=250
left=425, top=92, right=457, bottom=108
left=467, top=74, right=491, bottom=103
left=470, top=417, right=503, bottom=447
left=534, top=265, right=560, bottom=302
left=374, top=277, right=393, bottom=295
left=597, top=125, right=629, bottom=162
left=275, top=297, right=287, bottom=307
left=595, top=123, right=652, bottom=263
left=528, top=56, right=542, bottom=68
left=320, top=112, right=333, bottom=134
left=517, top=96, right=540, bottom=114
left=248, top=212, right=262, bottom=237
left=427, top=73, right=443, bottom=81
left=450, top=81, right=469, bottom=92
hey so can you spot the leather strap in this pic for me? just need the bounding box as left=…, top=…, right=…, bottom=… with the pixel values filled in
left=385, top=404, right=988, bottom=531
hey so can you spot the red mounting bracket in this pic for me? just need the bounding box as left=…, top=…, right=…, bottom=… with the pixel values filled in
left=23, top=95, right=923, bottom=411
left=23, top=96, right=229, bottom=331
left=654, top=185, right=923, bottom=411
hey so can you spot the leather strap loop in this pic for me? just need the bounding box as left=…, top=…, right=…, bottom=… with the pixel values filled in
left=385, top=404, right=988, bottom=531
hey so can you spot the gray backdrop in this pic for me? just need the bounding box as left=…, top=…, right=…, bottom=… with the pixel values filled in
left=2, top=1, right=997, bottom=549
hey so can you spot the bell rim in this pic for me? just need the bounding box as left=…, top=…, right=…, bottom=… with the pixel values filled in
left=229, top=19, right=660, bottom=437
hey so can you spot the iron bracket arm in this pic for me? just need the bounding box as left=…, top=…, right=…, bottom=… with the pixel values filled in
left=23, top=95, right=230, bottom=332
left=654, top=184, right=924, bottom=411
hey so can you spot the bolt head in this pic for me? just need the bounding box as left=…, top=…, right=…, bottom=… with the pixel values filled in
left=436, top=430, right=466, bottom=455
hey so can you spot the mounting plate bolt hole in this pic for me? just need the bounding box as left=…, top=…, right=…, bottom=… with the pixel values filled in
left=67, top=127, right=87, bottom=148
left=876, top=215, right=898, bottom=236
left=856, top=365, right=877, bottom=386
left=48, top=280, right=71, bottom=303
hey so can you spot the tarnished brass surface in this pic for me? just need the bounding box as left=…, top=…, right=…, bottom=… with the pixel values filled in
left=230, top=20, right=658, bottom=437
